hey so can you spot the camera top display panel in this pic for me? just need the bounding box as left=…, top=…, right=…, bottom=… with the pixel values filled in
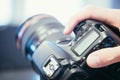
left=73, top=30, right=99, bottom=56
left=71, top=20, right=120, bottom=57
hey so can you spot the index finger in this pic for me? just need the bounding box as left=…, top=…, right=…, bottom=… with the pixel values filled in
left=64, top=6, right=120, bottom=34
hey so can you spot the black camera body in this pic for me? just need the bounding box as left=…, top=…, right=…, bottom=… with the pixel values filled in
left=16, top=14, right=120, bottom=80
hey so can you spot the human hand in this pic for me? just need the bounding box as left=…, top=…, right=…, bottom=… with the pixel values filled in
left=64, top=6, right=120, bottom=68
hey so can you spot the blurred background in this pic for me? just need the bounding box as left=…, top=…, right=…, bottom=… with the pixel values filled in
left=0, top=0, right=120, bottom=80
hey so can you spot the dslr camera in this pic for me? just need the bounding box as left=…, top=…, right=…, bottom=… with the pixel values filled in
left=16, top=14, right=120, bottom=80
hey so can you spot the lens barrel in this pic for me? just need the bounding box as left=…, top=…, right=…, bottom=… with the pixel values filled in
left=16, top=14, right=73, bottom=60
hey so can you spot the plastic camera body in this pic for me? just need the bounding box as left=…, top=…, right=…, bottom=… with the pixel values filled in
left=16, top=14, right=120, bottom=80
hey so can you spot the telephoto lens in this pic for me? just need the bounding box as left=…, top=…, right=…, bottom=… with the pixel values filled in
left=16, top=14, right=73, bottom=60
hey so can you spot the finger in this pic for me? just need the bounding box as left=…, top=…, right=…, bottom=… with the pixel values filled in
left=86, top=46, right=120, bottom=68
left=64, top=5, right=119, bottom=34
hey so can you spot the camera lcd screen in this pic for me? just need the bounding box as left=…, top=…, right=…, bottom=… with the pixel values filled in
left=74, top=30, right=99, bottom=56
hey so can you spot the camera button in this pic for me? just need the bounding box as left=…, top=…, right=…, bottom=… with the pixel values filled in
left=95, top=24, right=105, bottom=32
left=92, top=44, right=101, bottom=51
left=79, top=57, right=86, bottom=63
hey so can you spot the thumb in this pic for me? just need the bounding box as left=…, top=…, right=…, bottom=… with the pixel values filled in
left=86, top=46, right=120, bottom=68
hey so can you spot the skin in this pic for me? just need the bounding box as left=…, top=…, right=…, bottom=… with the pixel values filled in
left=64, top=5, right=120, bottom=68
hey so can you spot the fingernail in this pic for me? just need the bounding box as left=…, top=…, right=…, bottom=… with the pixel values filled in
left=63, top=28, right=69, bottom=34
left=87, top=56, right=102, bottom=68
